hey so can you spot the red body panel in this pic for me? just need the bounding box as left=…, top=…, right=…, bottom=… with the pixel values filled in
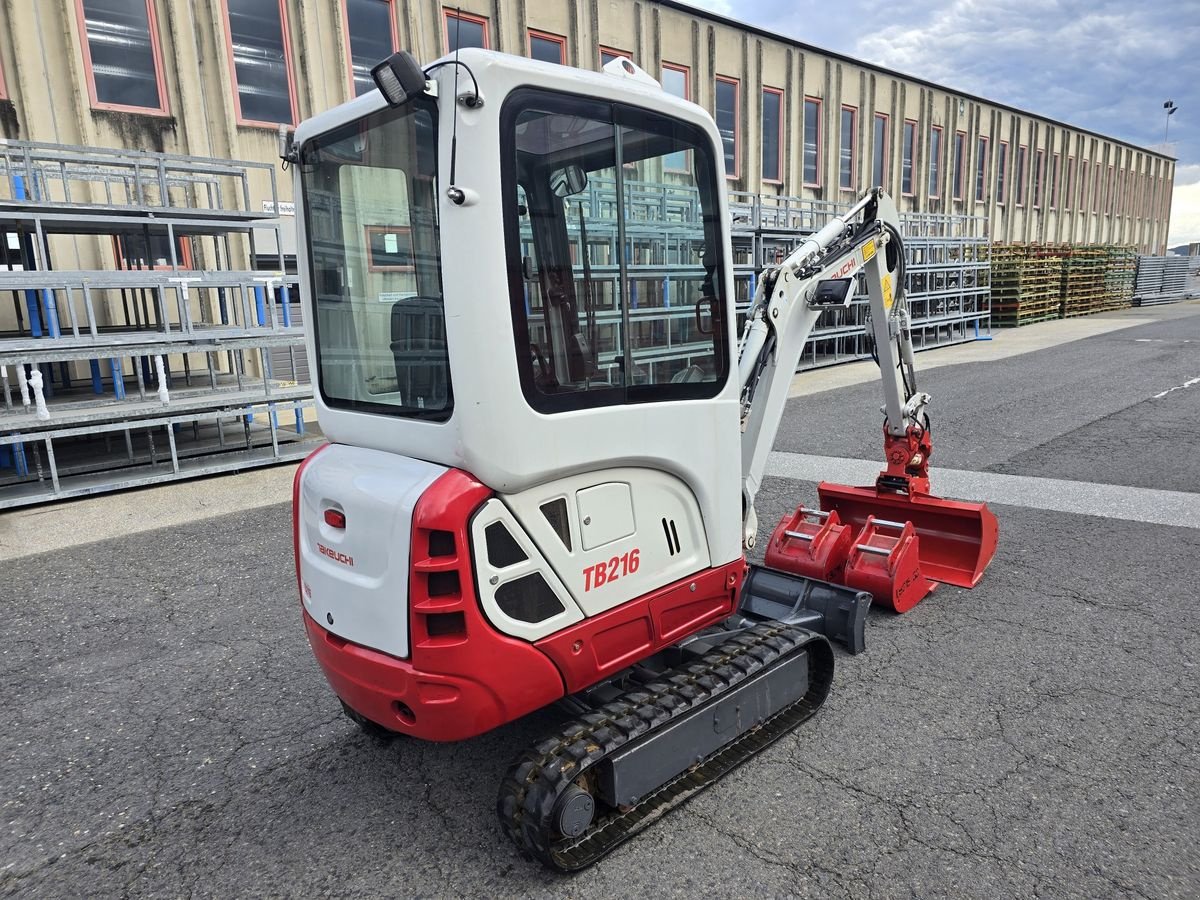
left=296, top=462, right=744, bottom=741
left=537, top=561, right=743, bottom=694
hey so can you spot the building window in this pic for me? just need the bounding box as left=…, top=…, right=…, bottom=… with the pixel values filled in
left=78, top=0, right=168, bottom=113
left=1106, top=166, right=1114, bottom=214
left=444, top=9, right=488, bottom=51
left=528, top=29, right=566, bottom=65
left=0, top=47, right=6, bottom=99
left=1065, top=157, right=1075, bottom=210
left=872, top=113, right=889, bottom=189
left=1015, top=145, right=1027, bottom=206
left=839, top=106, right=857, bottom=191
left=996, top=141, right=1008, bottom=204
left=1080, top=160, right=1089, bottom=211
left=1093, top=160, right=1101, bottom=213
left=345, top=0, right=397, bottom=97
left=952, top=130, right=965, bottom=200
left=599, top=47, right=630, bottom=66
left=901, top=119, right=916, bottom=196
left=1033, top=148, right=1044, bottom=207
left=715, top=76, right=739, bottom=178
left=661, top=63, right=690, bottom=171
left=975, top=136, right=988, bottom=202
left=223, top=0, right=297, bottom=126
left=803, top=96, right=821, bottom=186
left=762, top=88, right=783, bottom=183
left=928, top=125, right=942, bottom=198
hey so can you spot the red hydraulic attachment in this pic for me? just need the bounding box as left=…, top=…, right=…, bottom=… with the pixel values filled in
left=841, top=516, right=934, bottom=613
left=819, top=423, right=999, bottom=589
left=764, top=506, right=854, bottom=583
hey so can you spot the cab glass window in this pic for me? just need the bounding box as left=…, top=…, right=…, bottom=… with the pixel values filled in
left=299, top=97, right=451, bottom=419
left=501, top=88, right=729, bottom=414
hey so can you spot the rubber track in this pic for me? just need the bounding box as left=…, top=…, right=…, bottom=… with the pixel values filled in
left=496, top=622, right=834, bottom=871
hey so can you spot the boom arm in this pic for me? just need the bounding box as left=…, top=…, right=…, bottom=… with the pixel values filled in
left=737, top=189, right=927, bottom=549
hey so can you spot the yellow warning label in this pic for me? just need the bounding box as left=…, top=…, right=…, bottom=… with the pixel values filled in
left=882, top=275, right=894, bottom=309
left=862, top=239, right=876, bottom=263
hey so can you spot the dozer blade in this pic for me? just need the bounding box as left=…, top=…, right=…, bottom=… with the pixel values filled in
left=817, top=482, right=999, bottom=589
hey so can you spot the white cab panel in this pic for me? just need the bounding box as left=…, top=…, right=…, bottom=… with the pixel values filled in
left=297, top=444, right=445, bottom=658
left=471, top=499, right=585, bottom=641
left=294, top=49, right=745, bottom=571
left=502, top=467, right=710, bottom=618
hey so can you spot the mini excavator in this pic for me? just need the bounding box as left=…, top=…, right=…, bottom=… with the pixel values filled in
left=286, top=48, right=998, bottom=869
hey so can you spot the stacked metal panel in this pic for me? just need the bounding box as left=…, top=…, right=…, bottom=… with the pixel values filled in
left=0, top=140, right=317, bottom=509
left=1134, top=255, right=1190, bottom=306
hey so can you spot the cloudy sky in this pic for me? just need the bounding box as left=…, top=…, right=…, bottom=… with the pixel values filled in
left=684, top=0, right=1200, bottom=247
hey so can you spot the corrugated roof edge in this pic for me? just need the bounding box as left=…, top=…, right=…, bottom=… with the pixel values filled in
left=658, top=0, right=1176, bottom=162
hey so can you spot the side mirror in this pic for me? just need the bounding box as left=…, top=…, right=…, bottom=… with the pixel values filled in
left=695, top=296, right=719, bottom=335
left=550, top=164, right=588, bottom=198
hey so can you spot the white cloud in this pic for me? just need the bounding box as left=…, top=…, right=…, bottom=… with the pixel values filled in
left=1168, top=180, right=1200, bottom=248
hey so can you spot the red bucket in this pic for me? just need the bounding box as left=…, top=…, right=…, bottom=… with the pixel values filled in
left=817, top=482, right=999, bottom=589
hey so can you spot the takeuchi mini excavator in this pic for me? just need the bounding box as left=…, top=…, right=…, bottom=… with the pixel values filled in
left=286, top=48, right=999, bottom=869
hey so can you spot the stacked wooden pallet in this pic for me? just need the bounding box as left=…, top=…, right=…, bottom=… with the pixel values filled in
left=990, top=244, right=1063, bottom=326
left=1101, top=246, right=1136, bottom=311
left=1060, top=246, right=1107, bottom=318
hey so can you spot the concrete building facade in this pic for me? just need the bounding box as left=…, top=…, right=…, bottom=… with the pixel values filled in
left=0, top=0, right=1176, bottom=255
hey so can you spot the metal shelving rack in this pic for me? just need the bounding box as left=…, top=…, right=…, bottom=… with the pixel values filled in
left=525, top=180, right=990, bottom=382
left=0, top=140, right=317, bottom=509
left=729, top=193, right=990, bottom=369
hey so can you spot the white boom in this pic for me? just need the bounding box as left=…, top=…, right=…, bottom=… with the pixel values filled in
left=736, top=187, right=929, bottom=550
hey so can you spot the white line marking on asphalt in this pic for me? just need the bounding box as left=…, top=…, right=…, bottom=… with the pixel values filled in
left=1152, top=376, right=1200, bottom=399
left=766, top=451, right=1200, bottom=530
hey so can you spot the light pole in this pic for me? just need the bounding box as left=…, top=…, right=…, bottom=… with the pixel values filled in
left=1164, top=100, right=1177, bottom=143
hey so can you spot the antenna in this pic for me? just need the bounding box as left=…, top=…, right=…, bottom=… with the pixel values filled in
left=447, top=9, right=465, bottom=204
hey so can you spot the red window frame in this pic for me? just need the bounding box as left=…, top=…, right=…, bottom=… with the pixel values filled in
left=1080, top=160, right=1089, bottom=211
left=342, top=0, right=399, bottom=99
left=1065, top=156, right=1075, bottom=210
left=975, top=135, right=988, bottom=202
left=220, top=0, right=299, bottom=128
left=758, top=88, right=787, bottom=187
left=928, top=124, right=943, bottom=199
left=715, top=75, right=740, bottom=180
left=996, top=140, right=1009, bottom=205
left=527, top=28, right=566, bottom=64
left=952, top=129, right=966, bottom=200
left=0, top=48, right=6, bottom=99
left=365, top=225, right=415, bottom=272
left=599, top=46, right=631, bottom=66
left=75, top=0, right=170, bottom=116
left=1106, top=165, right=1114, bottom=215
left=839, top=105, right=857, bottom=192
left=802, top=95, right=821, bottom=187
left=443, top=9, right=490, bottom=51
left=901, top=119, right=917, bottom=197
left=872, top=113, right=890, bottom=190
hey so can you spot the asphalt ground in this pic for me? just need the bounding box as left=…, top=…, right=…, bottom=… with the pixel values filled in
left=3, top=303, right=1199, bottom=898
